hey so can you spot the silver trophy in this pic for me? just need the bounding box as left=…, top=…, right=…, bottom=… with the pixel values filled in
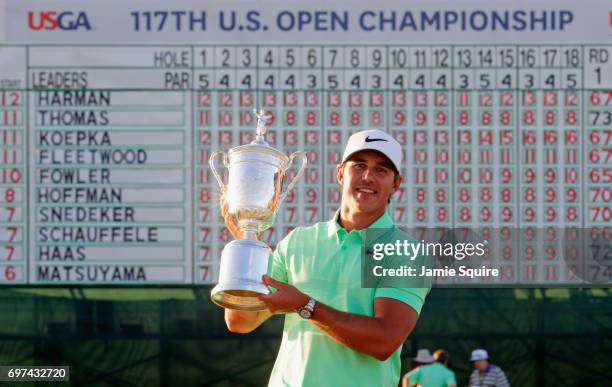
left=209, top=109, right=307, bottom=311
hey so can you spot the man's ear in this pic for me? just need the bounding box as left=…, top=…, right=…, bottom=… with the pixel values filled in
left=392, top=174, right=402, bottom=192
left=336, top=163, right=345, bottom=185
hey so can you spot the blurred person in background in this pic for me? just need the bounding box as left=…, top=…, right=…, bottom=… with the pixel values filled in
left=413, top=348, right=434, bottom=369
left=468, top=349, right=510, bottom=387
left=402, top=348, right=456, bottom=387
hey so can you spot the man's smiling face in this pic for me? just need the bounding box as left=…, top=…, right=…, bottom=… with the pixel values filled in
left=337, top=150, right=401, bottom=216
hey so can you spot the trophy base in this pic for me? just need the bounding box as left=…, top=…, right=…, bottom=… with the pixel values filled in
left=211, top=239, right=271, bottom=311
left=211, top=280, right=269, bottom=311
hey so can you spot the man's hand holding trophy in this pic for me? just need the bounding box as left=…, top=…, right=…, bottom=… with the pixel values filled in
left=209, top=109, right=307, bottom=311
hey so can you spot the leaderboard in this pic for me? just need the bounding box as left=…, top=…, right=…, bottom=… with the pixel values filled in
left=0, top=43, right=609, bottom=286
left=1, top=47, right=192, bottom=284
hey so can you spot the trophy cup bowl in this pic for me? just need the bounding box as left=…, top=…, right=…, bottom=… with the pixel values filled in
left=209, top=110, right=307, bottom=311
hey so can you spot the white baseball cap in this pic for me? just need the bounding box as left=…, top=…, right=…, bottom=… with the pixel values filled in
left=341, top=129, right=402, bottom=173
left=470, top=349, right=489, bottom=362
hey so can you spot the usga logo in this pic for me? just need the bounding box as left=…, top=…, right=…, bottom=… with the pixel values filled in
left=27, top=11, right=92, bottom=30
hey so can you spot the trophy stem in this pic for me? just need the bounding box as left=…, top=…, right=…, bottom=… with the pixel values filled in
left=243, top=228, right=259, bottom=240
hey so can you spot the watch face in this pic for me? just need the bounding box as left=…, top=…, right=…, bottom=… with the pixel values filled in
left=299, top=308, right=312, bottom=319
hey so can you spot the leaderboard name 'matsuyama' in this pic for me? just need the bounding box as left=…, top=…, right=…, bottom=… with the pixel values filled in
left=33, top=85, right=160, bottom=283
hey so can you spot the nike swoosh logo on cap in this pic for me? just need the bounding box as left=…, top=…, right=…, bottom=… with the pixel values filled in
left=364, top=136, right=388, bottom=143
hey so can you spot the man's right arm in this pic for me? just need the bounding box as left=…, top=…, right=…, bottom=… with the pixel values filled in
left=402, top=367, right=419, bottom=387
left=225, top=309, right=273, bottom=333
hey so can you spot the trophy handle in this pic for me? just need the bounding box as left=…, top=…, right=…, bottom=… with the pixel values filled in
left=209, top=150, right=228, bottom=193
left=280, top=151, right=308, bottom=203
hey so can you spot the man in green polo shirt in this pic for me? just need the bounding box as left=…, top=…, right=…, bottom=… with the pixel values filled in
left=403, top=349, right=457, bottom=387
left=223, top=129, right=430, bottom=386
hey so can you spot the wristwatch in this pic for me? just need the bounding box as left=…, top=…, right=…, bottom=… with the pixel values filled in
left=297, top=298, right=316, bottom=319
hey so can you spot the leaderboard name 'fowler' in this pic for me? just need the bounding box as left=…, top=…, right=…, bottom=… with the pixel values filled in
left=38, top=168, right=111, bottom=184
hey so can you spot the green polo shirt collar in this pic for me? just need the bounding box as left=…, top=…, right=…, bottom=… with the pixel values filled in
left=326, top=210, right=395, bottom=241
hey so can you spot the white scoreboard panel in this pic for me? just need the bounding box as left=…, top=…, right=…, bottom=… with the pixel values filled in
left=0, top=0, right=610, bottom=285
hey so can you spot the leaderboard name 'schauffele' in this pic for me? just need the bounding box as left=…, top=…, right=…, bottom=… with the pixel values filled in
left=38, top=226, right=158, bottom=243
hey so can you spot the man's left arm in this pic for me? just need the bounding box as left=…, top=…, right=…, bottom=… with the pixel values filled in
left=260, top=275, right=420, bottom=361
